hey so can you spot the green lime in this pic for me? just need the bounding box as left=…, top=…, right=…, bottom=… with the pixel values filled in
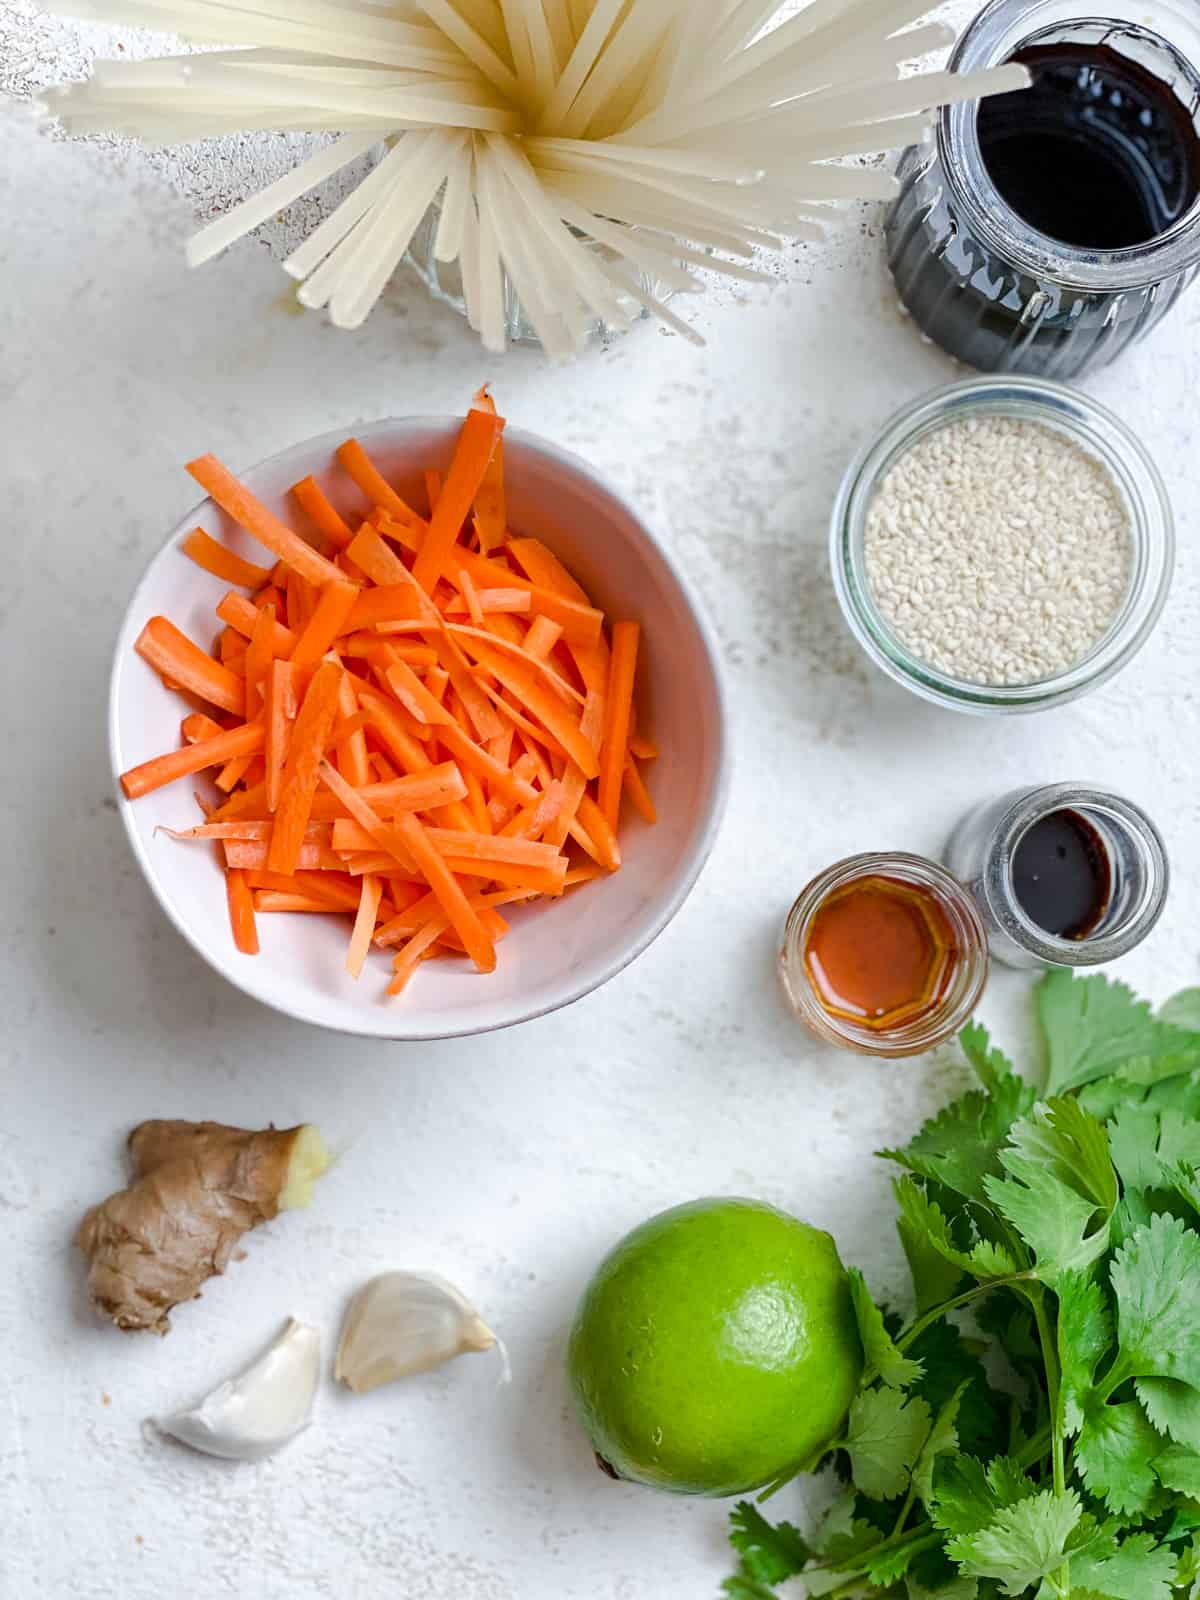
left=567, top=1197, right=861, bottom=1497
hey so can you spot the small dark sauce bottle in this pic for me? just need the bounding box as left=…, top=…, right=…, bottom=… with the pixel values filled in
left=1011, top=809, right=1112, bottom=939
left=885, top=9, right=1200, bottom=379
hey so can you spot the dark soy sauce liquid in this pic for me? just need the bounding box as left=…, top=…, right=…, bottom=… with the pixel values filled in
left=977, top=41, right=1200, bottom=250
left=1013, top=809, right=1112, bottom=940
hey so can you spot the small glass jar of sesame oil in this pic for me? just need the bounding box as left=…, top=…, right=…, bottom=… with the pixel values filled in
left=780, top=854, right=989, bottom=1057
left=830, top=377, right=1174, bottom=714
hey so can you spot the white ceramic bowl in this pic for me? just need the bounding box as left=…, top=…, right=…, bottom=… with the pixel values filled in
left=110, top=420, right=729, bottom=1039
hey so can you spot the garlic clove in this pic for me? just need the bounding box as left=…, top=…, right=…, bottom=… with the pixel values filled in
left=156, top=1317, right=321, bottom=1460
left=335, top=1271, right=497, bottom=1394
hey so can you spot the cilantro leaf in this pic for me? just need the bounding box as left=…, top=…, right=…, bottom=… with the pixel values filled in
left=1069, top=1530, right=1178, bottom=1600
left=844, top=1387, right=932, bottom=1500
left=1039, top=970, right=1200, bottom=1095
left=899, top=1199, right=968, bottom=1316
left=1107, top=1102, right=1167, bottom=1191
left=960, top=1022, right=1017, bottom=1093
left=1136, top=1377, right=1200, bottom=1451
left=930, top=1455, right=1034, bottom=1538
left=1161, top=990, right=1200, bottom=1031
left=906, top=1567, right=980, bottom=1600
left=881, top=1075, right=1035, bottom=1205
left=720, top=1578, right=779, bottom=1600
left=912, top=1383, right=968, bottom=1505
left=1057, top=1269, right=1113, bottom=1435
left=894, top=1178, right=1019, bottom=1283
left=1152, top=1442, right=1200, bottom=1496
left=809, top=1486, right=877, bottom=1562
left=945, top=1486, right=1082, bottom=1596
left=1110, top=1214, right=1200, bottom=1388
left=866, top=1537, right=925, bottom=1588
left=909, top=1316, right=1006, bottom=1462
left=727, top=1503, right=808, bottom=1587
left=983, top=1100, right=1115, bottom=1283
left=848, top=1268, right=924, bottom=1390
left=1074, top=1399, right=1164, bottom=1515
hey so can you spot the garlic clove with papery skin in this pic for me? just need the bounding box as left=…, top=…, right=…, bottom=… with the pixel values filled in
left=335, top=1271, right=497, bottom=1394
left=155, top=1318, right=321, bottom=1460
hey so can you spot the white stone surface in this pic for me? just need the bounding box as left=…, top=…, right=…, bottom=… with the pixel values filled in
left=3, top=35, right=1200, bottom=1600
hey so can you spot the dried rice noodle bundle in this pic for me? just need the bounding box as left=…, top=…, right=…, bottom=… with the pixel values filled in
left=43, top=0, right=1028, bottom=356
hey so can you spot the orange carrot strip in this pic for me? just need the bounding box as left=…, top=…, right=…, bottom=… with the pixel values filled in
left=187, top=454, right=347, bottom=590
left=387, top=919, right=449, bottom=994
left=181, top=712, right=225, bottom=743
left=121, top=722, right=263, bottom=800
left=290, top=580, right=360, bottom=672
left=341, top=633, right=437, bottom=666
left=445, top=625, right=585, bottom=705
left=629, top=732, right=659, bottom=761
left=268, top=660, right=343, bottom=874
left=219, top=627, right=248, bottom=667
left=424, top=467, right=443, bottom=512
left=346, top=524, right=411, bottom=588
left=623, top=755, right=657, bottom=824
left=182, top=527, right=273, bottom=590
left=211, top=779, right=267, bottom=821
left=577, top=792, right=622, bottom=872
left=524, top=615, right=563, bottom=659
left=224, top=839, right=346, bottom=871
left=505, top=537, right=590, bottom=602
left=337, top=439, right=427, bottom=529
left=309, top=765, right=467, bottom=818
left=164, top=820, right=326, bottom=843
left=135, top=617, right=246, bottom=716
left=287, top=568, right=318, bottom=637
left=247, top=870, right=362, bottom=910
left=346, top=875, right=384, bottom=979
left=412, top=408, right=504, bottom=592
left=384, top=658, right=456, bottom=728
left=420, top=828, right=563, bottom=869
left=393, top=811, right=496, bottom=973
left=442, top=856, right=567, bottom=895
left=335, top=671, right=372, bottom=789
left=226, top=868, right=259, bottom=955
left=355, top=689, right=435, bottom=776
left=458, top=566, right=487, bottom=629
left=345, top=584, right=424, bottom=632
left=431, top=716, right=537, bottom=806
left=425, top=666, right=450, bottom=705
left=255, top=892, right=344, bottom=914
left=291, top=475, right=353, bottom=550
left=459, top=637, right=598, bottom=778
left=499, top=782, right=565, bottom=840
left=217, top=591, right=296, bottom=655
left=565, top=864, right=607, bottom=888
left=215, top=752, right=257, bottom=793
left=445, top=589, right=533, bottom=619
left=598, top=621, right=639, bottom=829
left=319, top=760, right=419, bottom=872
left=545, top=689, right=604, bottom=849
left=243, top=600, right=277, bottom=719
left=265, top=658, right=296, bottom=814
left=471, top=399, right=506, bottom=556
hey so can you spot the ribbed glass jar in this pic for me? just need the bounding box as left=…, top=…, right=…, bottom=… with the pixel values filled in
left=885, top=0, right=1200, bottom=379
left=945, top=783, right=1169, bottom=968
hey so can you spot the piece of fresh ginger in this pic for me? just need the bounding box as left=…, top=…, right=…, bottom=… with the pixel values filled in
left=77, top=1120, right=329, bottom=1335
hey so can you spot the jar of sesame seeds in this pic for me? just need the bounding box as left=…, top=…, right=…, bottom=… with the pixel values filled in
left=830, top=376, right=1174, bottom=714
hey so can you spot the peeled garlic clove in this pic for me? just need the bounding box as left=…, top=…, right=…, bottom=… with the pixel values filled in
left=156, top=1317, right=320, bottom=1460
left=335, top=1271, right=497, bottom=1394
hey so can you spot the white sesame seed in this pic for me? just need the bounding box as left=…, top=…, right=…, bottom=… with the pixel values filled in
left=862, top=415, right=1133, bottom=687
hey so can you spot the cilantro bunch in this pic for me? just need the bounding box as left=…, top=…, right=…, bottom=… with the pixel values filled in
left=724, top=972, right=1200, bottom=1600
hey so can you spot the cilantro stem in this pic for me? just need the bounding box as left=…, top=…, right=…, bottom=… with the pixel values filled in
left=1028, top=1286, right=1069, bottom=1597
left=894, top=1273, right=1034, bottom=1356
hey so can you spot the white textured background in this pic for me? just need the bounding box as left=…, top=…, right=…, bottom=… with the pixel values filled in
left=3, top=8, right=1200, bottom=1598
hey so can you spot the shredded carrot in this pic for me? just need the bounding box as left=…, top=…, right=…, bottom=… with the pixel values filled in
left=226, top=868, right=259, bottom=954
left=136, top=617, right=246, bottom=717
left=121, top=722, right=264, bottom=800
left=182, top=527, right=273, bottom=590
left=412, top=407, right=504, bottom=592
left=265, top=658, right=296, bottom=814
left=187, top=454, right=348, bottom=591
left=121, top=392, right=657, bottom=1001
left=268, top=661, right=343, bottom=875
left=291, top=475, right=353, bottom=550
left=598, top=621, right=640, bottom=830
left=346, top=875, right=384, bottom=979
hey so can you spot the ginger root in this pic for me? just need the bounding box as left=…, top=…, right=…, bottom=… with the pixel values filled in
left=77, top=1120, right=329, bottom=1334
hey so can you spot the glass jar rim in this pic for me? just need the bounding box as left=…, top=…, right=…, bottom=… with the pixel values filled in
left=981, top=783, right=1170, bottom=964
left=941, top=0, right=1200, bottom=290
left=781, top=852, right=989, bottom=1057
left=830, top=376, right=1175, bottom=715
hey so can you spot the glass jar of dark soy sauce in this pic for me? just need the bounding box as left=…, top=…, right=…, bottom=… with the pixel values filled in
left=886, top=0, right=1200, bottom=379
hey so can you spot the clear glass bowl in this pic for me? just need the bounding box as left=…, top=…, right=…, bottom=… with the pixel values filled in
left=779, top=853, right=990, bottom=1058
left=830, top=375, right=1175, bottom=714
left=405, top=204, right=672, bottom=349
